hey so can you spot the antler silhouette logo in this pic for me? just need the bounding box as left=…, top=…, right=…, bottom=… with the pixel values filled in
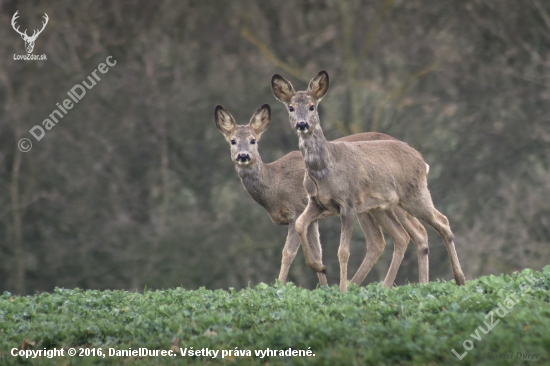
left=11, top=11, right=49, bottom=54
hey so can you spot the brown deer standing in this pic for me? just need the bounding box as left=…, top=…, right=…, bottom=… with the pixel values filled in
left=215, top=104, right=430, bottom=288
left=271, top=71, right=466, bottom=292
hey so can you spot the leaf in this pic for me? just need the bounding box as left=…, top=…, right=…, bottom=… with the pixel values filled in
left=255, top=283, right=269, bottom=290
left=203, top=327, right=218, bottom=337
left=171, top=337, right=180, bottom=353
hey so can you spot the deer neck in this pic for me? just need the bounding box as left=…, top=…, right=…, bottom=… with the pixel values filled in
left=298, top=125, right=332, bottom=179
left=236, top=158, right=271, bottom=203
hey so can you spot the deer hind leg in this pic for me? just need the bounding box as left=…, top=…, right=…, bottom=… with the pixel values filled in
left=393, top=207, right=430, bottom=284
left=400, top=191, right=466, bottom=286
left=350, top=213, right=386, bottom=286
left=430, top=209, right=466, bottom=285
left=278, top=223, right=300, bottom=284
left=369, top=209, right=410, bottom=288
left=295, top=199, right=326, bottom=274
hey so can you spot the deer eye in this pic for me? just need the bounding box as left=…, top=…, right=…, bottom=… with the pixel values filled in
left=309, top=105, right=315, bottom=111
left=289, top=106, right=295, bottom=112
left=230, top=140, right=236, bottom=145
left=250, top=139, right=256, bottom=144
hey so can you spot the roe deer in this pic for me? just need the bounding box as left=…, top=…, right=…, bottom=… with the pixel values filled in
left=272, top=71, right=466, bottom=292
left=215, top=104, right=430, bottom=288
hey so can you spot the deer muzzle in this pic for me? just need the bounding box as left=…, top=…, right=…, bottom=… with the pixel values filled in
left=236, top=153, right=251, bottom=165
left=296, top=121, right=309, bottom=132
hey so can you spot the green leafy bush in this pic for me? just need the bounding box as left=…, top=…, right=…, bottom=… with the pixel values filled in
left=1, top=267, right=549, bottom=365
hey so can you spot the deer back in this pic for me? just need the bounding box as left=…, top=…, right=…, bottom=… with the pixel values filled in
left=256, top=132, right=398, bottom=224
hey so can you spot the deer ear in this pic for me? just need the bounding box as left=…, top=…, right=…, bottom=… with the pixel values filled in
left=249, top=104, right=271, bottom=138
left=308, top=71, right=329, bottom=101
left=215, top=105, right=237, bottom=138
left=271, top=74, right=296, bottom=104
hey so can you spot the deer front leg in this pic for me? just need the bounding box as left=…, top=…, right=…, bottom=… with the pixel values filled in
left=295, top=199, right=326, bottom=274
left=306, top=221, right=328, bottom=286
left=278, top=223, right=300, bottom=284
left=338, top=211, right=356, bottom=293
left=278, top=222, right=328, bottom=286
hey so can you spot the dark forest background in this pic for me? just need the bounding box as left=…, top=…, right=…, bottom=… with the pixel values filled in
left=1, top=0, right=549, bottom=295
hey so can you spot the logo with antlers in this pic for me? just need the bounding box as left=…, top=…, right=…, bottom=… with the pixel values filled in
left=11, top=11, right=49, bottom=54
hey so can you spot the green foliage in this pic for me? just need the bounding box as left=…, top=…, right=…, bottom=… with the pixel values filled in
left=1, top=269, right=549, bottom=365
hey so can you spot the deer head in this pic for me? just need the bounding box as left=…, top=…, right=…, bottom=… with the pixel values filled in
left=11, top=11, right=49, bottom=54
left=215, top=104, right=271, bottom=168
left=271, top=71, right=329, bottom=136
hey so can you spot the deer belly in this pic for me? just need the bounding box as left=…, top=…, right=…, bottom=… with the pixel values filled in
left=269, top=211, right=291, bottom=225
left=313, top=194, right=339, bottom=215
left=356, top=191, right=399, bottom=213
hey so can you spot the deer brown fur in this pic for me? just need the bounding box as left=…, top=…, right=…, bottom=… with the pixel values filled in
left=215, top=104, right=430, bottom=288
left=271, top=71, right=466, bottom=292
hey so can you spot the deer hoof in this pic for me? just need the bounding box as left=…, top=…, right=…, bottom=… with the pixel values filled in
left=306, top=260, right=326, bottom=273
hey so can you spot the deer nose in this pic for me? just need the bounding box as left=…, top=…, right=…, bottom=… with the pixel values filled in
left=236, top=153, right=251, bottom=163
left=296, top=121, right=309, bottom=131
